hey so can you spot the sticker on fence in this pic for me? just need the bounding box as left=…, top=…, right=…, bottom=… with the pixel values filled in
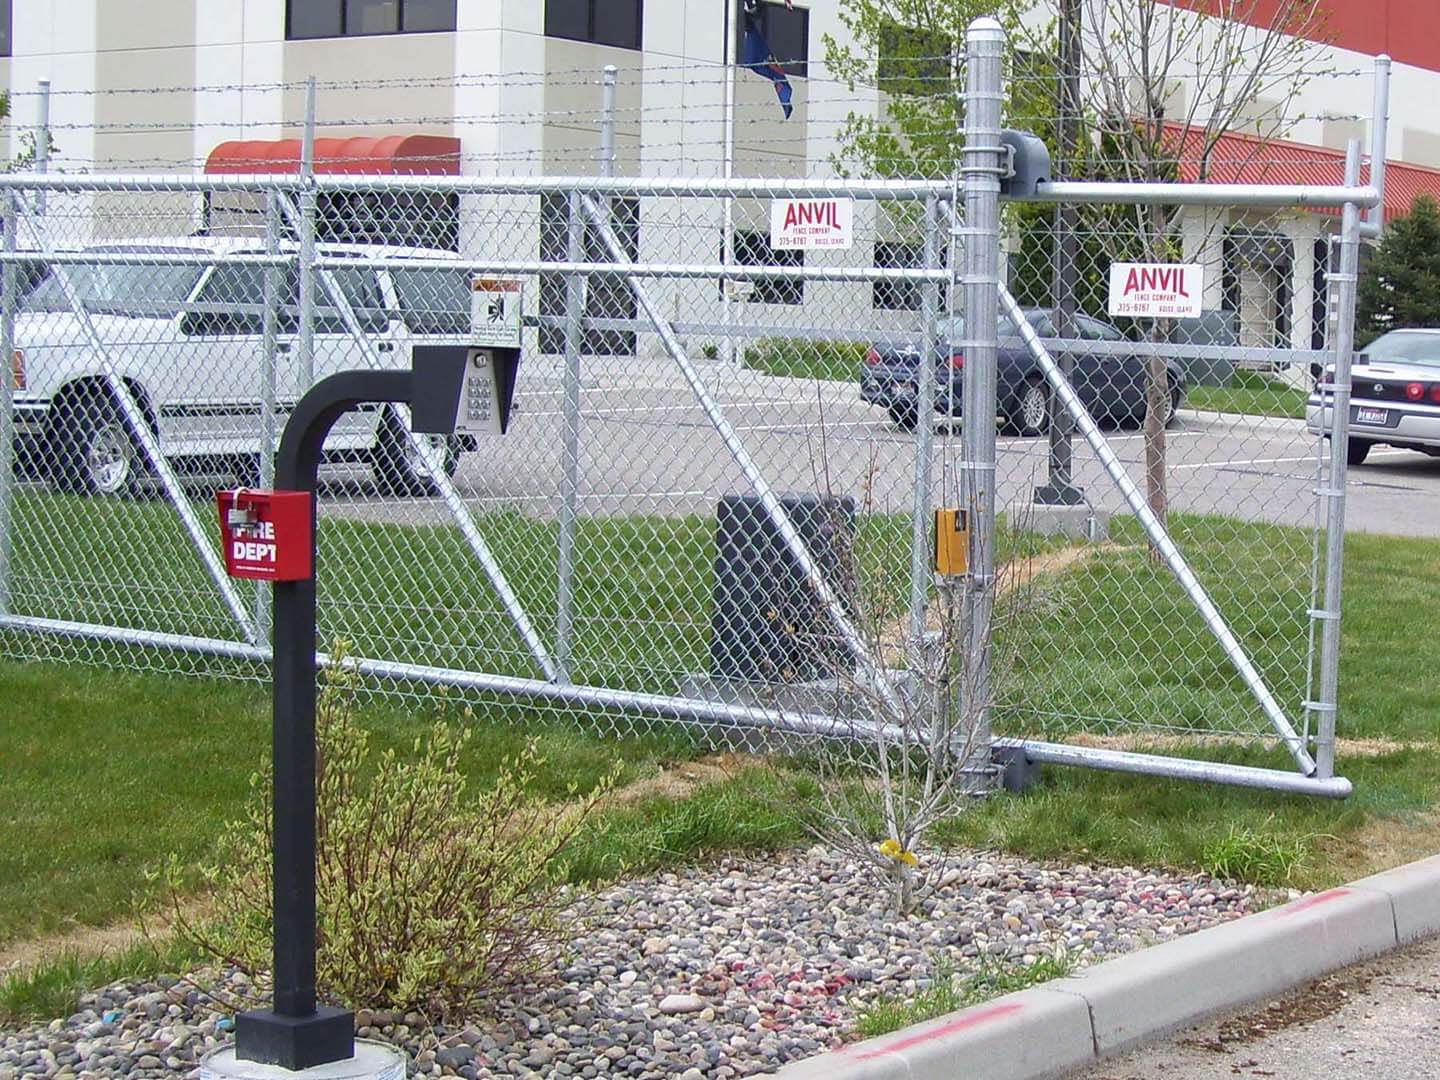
left=770, top=198, right=854, bottom=249
left=1107, top=262, right=1205, bottom=319
left=470, top=277, right=525, bottom=347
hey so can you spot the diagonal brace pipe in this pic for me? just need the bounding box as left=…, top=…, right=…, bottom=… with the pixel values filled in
left=578, top=193, right=906, bottom=722
left=275, top=192, right=559, bottom=682
left=16, top=201, right=259, bottom=645
left=995, top=281, right=1316, bottom=775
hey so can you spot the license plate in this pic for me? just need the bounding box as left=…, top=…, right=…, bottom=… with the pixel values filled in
left=1355, top=406, right=1388, bottom=425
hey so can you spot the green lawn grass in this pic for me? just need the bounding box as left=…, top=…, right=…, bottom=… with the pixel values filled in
left=4, top=496, right=1440, bottom=1016
left=0, top=659, right=700, bottom=949
left=743, top=338, right=867, bottom=382
left=742, top=337, right=1310, bottom=422
left=998, top=513, right=1319, bottom=741
left=1186, top=369, right=1309, bottom=419
left=998, top=517, right=1440, bottom=744
left=8, top=493, right=917, bottom=693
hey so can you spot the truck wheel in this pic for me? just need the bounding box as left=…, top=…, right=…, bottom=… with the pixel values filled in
left=52, top=391, right=146, bottom=497
left=1164, top=386, right=1182, bottom=428
left=370, top=408, right=458, bottom=497
left=1013, top=378, right=1049, bottom=437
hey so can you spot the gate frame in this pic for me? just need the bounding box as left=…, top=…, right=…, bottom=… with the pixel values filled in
left=0, top=149, right=1377, bottom=799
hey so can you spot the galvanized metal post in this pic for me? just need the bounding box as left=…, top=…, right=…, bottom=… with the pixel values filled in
left=0, top=194, right=16, bottom=615
left=34, top=80, right=51, bottom=219
left=908, top=198, right=941, bottom=644
left=557, top=190, right=586, bottom=682
left=721, top=0, right=737, bottom=366
left=959, top=18, right=1005, bottom=776
left=298, top=77, right=318, bottom=391
left=257, top=192, right=282, bottom=640
left=1364, top=55, right=1391, bottom=238
left=1314, top=142, right=1363, bottom=781
left=599, top=66, right=617, bottom=179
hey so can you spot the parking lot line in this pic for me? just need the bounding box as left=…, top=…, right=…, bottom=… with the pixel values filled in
left=1174, top=448, right=1412, bottom=471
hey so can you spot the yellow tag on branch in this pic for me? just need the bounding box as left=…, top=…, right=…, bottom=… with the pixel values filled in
left=878, top=838, right=919, bottom=867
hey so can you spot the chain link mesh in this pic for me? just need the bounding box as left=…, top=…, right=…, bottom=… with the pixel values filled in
left=0, top=46, right=1370, bottom=786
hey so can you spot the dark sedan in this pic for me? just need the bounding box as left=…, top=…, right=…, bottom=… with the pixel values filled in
left=859, top=308, right=1187, bottom=433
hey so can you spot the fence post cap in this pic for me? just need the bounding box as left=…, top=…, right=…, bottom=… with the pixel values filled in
left=967, top=16, right=1006, bottom=43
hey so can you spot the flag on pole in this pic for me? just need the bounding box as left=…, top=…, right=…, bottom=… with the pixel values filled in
left=740, top=8, right=795, bottom=119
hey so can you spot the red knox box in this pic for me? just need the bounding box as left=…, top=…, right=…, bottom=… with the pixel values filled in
left=216, top=489, right=314, bottom=581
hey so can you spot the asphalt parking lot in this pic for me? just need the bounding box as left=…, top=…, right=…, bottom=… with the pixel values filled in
left=326, top=364, right=1440, bottom=540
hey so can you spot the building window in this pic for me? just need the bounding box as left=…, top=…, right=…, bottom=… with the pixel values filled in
left=738, top=2, right=808, bottom=78
left=545, top=0, right=643, bottom=51
left=0, top=0, right=12, bottom=57
left=873, top=240, right=924, bottom=311
left=286, top=0, right=457, bottom=40
left=538, top=193, right=641, bottom=355
left=319, top=190, right=459, bottom=251
left=725, top=229, right=804, bottom=306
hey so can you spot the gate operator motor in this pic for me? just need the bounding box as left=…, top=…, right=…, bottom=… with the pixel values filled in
left=933, top=508, right=970, bottom=577
left=411, top=344, right=520, bottom=437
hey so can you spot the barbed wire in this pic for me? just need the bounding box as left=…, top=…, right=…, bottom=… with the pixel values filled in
left=0, top=56, right=1378, bottom=100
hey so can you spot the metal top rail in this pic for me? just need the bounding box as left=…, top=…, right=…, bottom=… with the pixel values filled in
left=0, top=171, right=1383, bottom=209
left=1029, top=181, right=1381, bottom=209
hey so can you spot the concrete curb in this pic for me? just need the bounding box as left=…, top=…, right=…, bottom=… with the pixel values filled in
left=776, top=853, right=1440, bottom=1080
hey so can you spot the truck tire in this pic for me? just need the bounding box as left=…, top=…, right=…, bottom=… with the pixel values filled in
left=51, top=390, right=147, bottom=498
left=369, top=407, right=458, bottom=497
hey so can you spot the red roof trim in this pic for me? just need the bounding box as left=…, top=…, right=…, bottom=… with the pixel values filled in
left=1168, top=125, right=1440, bottom=222
left=204, top=135, right=460, bottom=176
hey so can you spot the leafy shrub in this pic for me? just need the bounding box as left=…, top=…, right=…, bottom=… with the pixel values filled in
left=169, top=654, right=616, bottom=1017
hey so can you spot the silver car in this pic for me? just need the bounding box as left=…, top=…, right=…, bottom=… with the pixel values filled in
left=1307, top=328, right=1440, bottom=465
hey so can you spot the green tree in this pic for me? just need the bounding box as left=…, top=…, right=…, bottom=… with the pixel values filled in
left=823, top=1, right=1055, bottom=180
left=1357, top=195, right=1440, bottom=345
left=827, top=0, right=1330, bottom=526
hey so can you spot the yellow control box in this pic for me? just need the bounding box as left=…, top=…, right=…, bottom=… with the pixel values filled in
left=933, top=508, right=970, bottom=576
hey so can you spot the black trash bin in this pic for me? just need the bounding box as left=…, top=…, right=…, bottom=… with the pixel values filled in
left=709, top=493, right=856, bottom=683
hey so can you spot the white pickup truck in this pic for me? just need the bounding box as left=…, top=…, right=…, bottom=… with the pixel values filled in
left=11, top=236, right=479, bottom=496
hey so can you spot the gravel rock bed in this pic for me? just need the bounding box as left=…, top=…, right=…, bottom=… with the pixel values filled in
left=0, top=847, right=1265, bottom=1079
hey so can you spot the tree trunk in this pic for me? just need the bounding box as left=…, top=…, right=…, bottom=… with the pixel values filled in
left=894, top=862, right=916, bottom=916
left=1143, top=203, right=1172, bottom=540
left=1144, top=347, right=1169, bottom=533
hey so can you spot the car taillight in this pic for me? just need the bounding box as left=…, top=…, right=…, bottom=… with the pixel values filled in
left=10, top=350, right=23, bottom=391
left=950, top=353, right=965, bottom=370
left=1429, top=384, right=1440, bottom=404
left=1407, top=382, right=1425, bottom=401
left=865, top=347, right=883, bottom=366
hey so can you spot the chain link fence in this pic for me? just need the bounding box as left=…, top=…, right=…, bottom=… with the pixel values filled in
left=0, top=24, right=1383, bottom=796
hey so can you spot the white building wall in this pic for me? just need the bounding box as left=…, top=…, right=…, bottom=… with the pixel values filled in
left=5, top=0, right=1436, bottom=347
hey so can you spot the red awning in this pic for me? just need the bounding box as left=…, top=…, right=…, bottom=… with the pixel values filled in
left=1168, top=126, right=1440, bottom=223
left=204, top=134, right=460, bottom=176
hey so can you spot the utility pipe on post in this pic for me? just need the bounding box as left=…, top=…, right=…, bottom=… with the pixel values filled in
left=1035, top=0, right=1085, bottom=507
